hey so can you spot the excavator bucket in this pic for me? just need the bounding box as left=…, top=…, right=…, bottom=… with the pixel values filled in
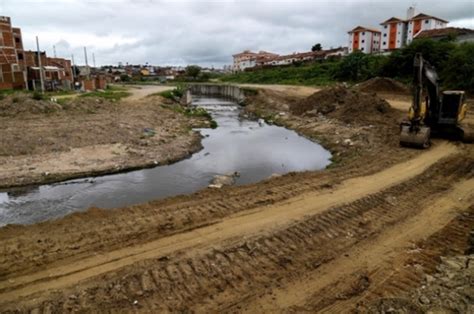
left=400, top=124, right=431, bottom=148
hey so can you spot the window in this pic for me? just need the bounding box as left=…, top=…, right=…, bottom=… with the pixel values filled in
left=384, top=25, right=388, bottom=29
left=15, top=37, right=20, bottom=43
left=362, top=32, right=365, bottom=35
left=18, top=53, right=23, bottom=60
left=383, top=41, right=386, bottom=45
left=384, top=33, right=387, bottom=37
left=425, top=20, right=429, bottom=24
left=361, top=47, right=365, bottom=51
left=361, top=39, right=365, bottom=43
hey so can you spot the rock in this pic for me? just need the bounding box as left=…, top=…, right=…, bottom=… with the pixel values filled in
left=425, top=274, right=435, bottom=283
left=343, top=139, right=354, bottom=146
left=209, top=172, right=239, bottom=188
left=419, top=295, right=430, bottom=305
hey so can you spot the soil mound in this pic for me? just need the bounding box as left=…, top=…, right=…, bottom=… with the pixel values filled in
left=0, top=94, right=62, bottom=117
left=0, top=93, right=114, bottom=117
left=354, top=77, right=410, bottom=94
left=291, top=85, right=394, bottom=125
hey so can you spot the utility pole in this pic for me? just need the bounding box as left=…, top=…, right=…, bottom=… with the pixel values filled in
left=71, top=54, right=76, bottom=85
left=83, top=46, right=90, bottom=80
left=92, top=53, right=96, bottom=68
left=36, top=36, right=45, bottom=93
left=53, top=45, right=57, bottom=58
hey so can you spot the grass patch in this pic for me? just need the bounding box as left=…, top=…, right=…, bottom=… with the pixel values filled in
left=220, top=62, right=338, bottom=86
left=80, top=90, right=131, bottom=101
left=152, top=85, right=186, bottom=100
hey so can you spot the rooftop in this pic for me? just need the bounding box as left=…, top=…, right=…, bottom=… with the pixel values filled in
left=415, top=27, right=474, bottom=39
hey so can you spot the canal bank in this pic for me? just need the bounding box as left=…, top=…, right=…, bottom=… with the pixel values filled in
left=0, top=95, right=331, bottom=226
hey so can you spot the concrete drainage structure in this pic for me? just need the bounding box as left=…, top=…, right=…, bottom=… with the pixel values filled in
left=186, top=84, right=246, bottom=104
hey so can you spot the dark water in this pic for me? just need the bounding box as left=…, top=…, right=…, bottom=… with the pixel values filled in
left=0, top=97, right=331, bottom=226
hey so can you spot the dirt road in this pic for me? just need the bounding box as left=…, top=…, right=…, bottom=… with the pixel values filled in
left=0, top=140, right=472, bottom=312
left=125, top=84, right=175, bottom=100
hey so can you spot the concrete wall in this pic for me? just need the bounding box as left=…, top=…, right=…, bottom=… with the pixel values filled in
left=188, top=84, right=246, bottom=104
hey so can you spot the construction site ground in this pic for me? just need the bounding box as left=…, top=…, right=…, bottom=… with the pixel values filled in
left=0, top=86, right=205, bottom=188
left=0, top=83, right=473, bottom=313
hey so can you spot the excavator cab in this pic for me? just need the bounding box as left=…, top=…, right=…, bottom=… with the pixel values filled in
left=439, top=91, right=467, bottom=125
left=400, top=54, right=471, bottom=148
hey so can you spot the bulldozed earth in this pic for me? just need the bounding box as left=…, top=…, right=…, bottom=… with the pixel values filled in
left=0, top=91, right=208, bottom=188
left=0, top=82, right=473, bottom=313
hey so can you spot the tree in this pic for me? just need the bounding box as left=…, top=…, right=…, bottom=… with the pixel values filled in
left=441, top=42, right=474, bottom=93
left=332, top=51, right=381, bottom=81
left=311, top=43, right=322, bottom=52
left=186, top=65, right=201, bottom=79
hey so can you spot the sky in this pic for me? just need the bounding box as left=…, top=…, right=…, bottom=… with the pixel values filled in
left=1, top=0, right=473, bottom=67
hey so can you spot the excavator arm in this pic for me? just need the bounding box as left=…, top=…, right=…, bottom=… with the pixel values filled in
left=400, top=53, right=439, bottom=148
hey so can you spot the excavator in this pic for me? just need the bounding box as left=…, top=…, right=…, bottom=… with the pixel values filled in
left=400, top=53, right=471, bottom=148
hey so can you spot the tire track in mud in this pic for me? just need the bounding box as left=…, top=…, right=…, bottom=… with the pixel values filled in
left=0, top=142, right=435, bottom=280
left=296, top=206, right=474, bottom=314
left=2, top=153, right=472, bottom=313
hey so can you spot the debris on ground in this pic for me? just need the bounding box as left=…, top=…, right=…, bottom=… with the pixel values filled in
left=410, top=254, right=474, bottom=313
left=290, top=85, right=395, bottom=125
left=209, top=172, right=240, bottom=188
left=353, top=77, right=410, bottom=95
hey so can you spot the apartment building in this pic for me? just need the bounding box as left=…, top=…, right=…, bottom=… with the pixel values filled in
left=232, top=50, right=278, bottom=72
left=0, top=16, right=27, bottom=90
left=406, top=13, right=448, bottom=44
left=348, top=26, right=381, bottom=54
left=380, top=17, right=407, bottom=51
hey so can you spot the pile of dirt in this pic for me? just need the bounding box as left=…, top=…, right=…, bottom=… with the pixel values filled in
left=0, top=93, right=115, bottom=117
left=290, top=85, right=395, bottom=125
left=0, top=94, right=62, bottom=116
left=354, top=77, right=410, bottom=94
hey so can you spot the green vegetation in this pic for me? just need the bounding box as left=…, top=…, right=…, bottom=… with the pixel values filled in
left=79, top=86, right=131, bottom=101
left=32, top=91, right=44, bottom=101
left=155, top=85, right=186, bottom=100
left=221, top=40, right=474, bottom=93
left=221, top=61, right=338, bottom=86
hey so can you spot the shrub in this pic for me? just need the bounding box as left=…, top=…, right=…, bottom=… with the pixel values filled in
left=32, top=92, right=44, bottom=100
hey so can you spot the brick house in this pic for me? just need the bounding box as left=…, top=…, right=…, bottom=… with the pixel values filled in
left=0, top=16, right=27, bottom=90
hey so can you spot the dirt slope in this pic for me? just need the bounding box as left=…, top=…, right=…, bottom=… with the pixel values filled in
left=0, top=141, right=472, bottom=312
left=0, top=85, right=472, bottom=312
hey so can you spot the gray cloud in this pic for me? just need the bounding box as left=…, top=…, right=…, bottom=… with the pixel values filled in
left=3, top=0, right=473, bottom=67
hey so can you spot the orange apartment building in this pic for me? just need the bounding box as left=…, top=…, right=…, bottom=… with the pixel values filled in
left=0, top=16, right=27, bottom=90
left=351, top=7, right=450, bottom=53
left=348, top=26, right=381, bottom=54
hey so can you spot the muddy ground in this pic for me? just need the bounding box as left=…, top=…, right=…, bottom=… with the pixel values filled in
left=0, top=83, right=472, bottom=313
left=0, top=90, right=209, bottom=188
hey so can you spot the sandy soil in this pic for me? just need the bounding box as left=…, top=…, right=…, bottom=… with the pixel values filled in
left=124, top=84, right=175, bottom=101
left=0, top=91, right=208, bottom=188
left=0, top=84, right=472, bottom=312
left=237, top=83, right=320, bottom=97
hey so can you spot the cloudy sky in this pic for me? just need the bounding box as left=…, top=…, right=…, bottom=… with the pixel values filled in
left=2, top=0, right=473, bottom=67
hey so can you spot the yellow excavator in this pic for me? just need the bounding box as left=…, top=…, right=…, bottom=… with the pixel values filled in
left=400, top=53, right=472, bottom=148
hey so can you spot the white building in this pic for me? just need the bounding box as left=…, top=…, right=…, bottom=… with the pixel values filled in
left=232, top=50, right=278, bottom=72
left=406, top=13, right=448, bottom=44
left=348, top=26, right=381, bottom=54
left=380, top=17, right=407, bottom=51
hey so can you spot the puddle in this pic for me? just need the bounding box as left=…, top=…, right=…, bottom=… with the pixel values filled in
left=0, top=97, right=331, bottom=226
